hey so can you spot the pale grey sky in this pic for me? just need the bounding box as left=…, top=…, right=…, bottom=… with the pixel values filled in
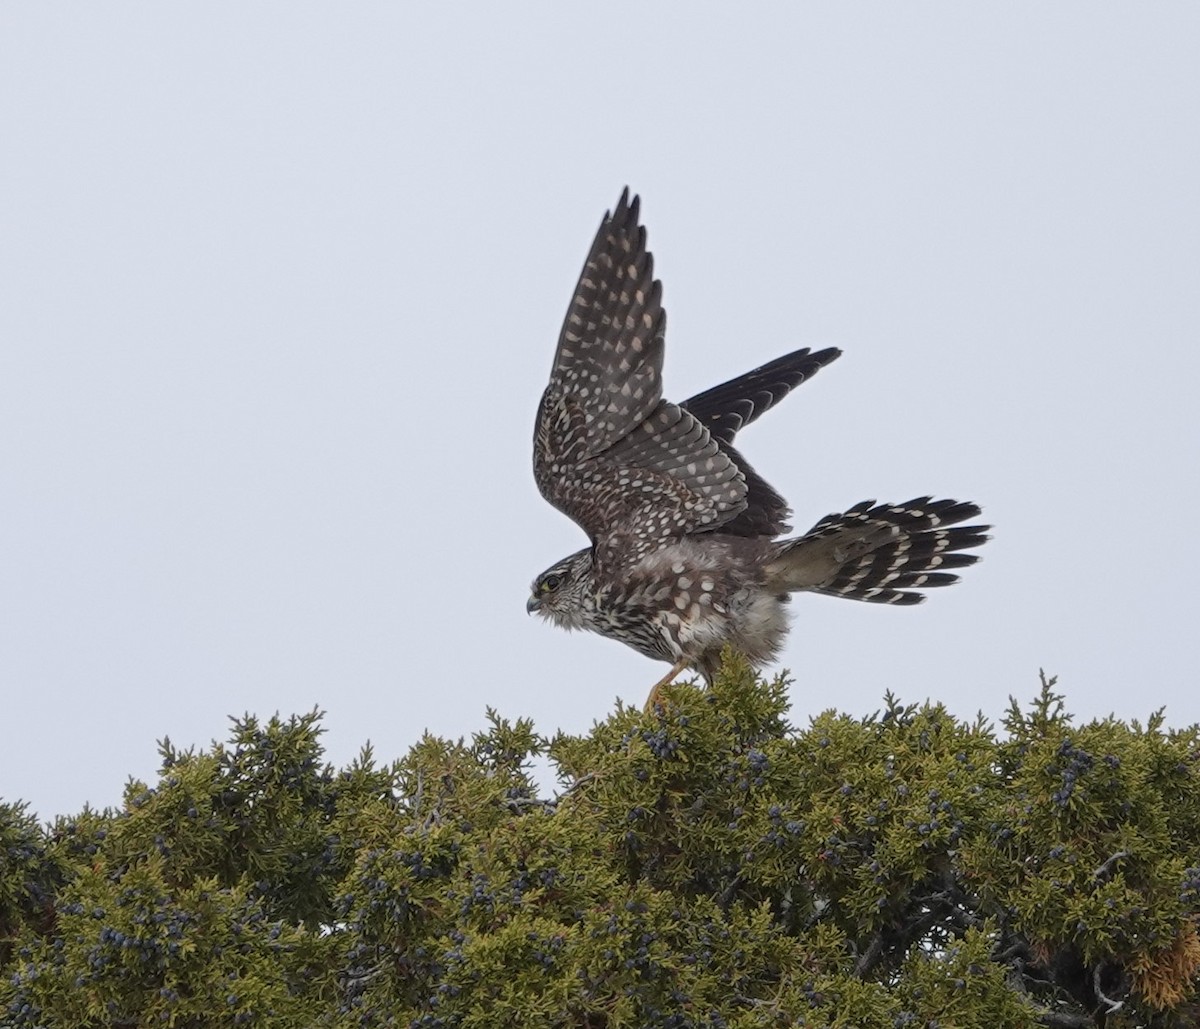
left=3, top=5, right=1198, bottom=818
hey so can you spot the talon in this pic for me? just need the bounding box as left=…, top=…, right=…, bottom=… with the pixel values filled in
left=645, top=657, right=690, bottom=712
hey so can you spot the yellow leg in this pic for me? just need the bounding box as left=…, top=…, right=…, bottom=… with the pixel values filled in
left=644, top=657, right=691, bottom=713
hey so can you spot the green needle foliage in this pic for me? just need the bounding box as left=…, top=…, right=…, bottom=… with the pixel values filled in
left=2, top=657, right=1198, bottom=1028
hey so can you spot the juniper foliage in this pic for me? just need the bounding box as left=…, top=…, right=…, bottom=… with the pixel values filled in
left=2, top=659, right=1198, bottom=1027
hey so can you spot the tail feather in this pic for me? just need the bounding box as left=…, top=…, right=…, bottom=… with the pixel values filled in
left=765, top=497, right=990, bottom=605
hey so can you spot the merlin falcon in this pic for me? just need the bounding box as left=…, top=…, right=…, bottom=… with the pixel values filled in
left=528, top=190, right=988, bottom=706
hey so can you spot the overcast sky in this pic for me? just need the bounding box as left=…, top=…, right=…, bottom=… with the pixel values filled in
left=3, top=5, right=1198, bottom=819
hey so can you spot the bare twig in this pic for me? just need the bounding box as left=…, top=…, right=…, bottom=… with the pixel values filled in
left=854, top=932, right=885, bottom=978
left=994, top=939, right=1030, bottom=963
left=717, top=873, right=744, bottom=912
left=1093, top=965, right=1125, bottom=1013
left=504, top=796, right=550, bottom=812
left=564, top=772, right=597, bottom=795
left=1035, top=1012, right=1093, bottom=1028
left=1092, top=850, right=1130, bottom=882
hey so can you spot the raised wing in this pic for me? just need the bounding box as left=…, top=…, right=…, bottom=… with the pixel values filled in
left=681, top=347, right=842, bottom=538
left=682, top=347, right=841, bottom=445
left=539, top=189, right=665, bottom=459
left=533, top=190, right=747, bottom=564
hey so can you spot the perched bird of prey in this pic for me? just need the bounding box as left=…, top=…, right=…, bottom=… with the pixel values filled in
left=528, top=190, right=988, bottom=706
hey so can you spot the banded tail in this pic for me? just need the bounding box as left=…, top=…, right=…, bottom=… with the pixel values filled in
left=765, top=497, right=989, bottom=605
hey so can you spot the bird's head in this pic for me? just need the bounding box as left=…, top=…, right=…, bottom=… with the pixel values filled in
left=527, top=548, right=594, bottom=630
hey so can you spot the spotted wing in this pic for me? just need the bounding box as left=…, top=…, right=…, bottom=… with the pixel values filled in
left=681, top=347, right=842, bottom=538
left=533, top=190, right=747, bottom=566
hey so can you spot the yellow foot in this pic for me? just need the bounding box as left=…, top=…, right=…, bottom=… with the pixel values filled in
left=644, top=658, right=691, bottom=713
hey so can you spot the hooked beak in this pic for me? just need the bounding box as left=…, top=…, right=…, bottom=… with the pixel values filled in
left=526, top=594, right=541, bottom=615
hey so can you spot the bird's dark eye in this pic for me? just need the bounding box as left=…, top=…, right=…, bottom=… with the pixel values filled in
left=541, top=573, right=563, bottom=593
